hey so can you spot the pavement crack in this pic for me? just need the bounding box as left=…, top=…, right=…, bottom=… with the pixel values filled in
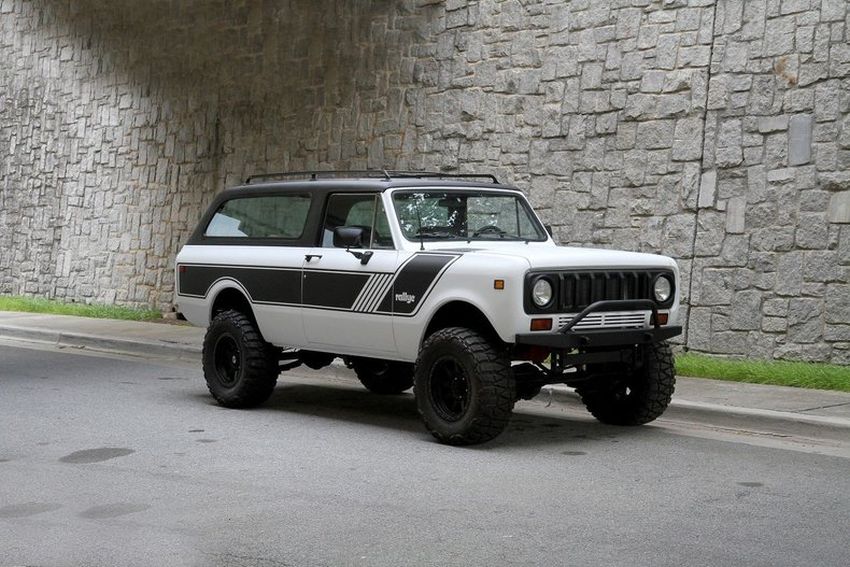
left=205, top=552, right=296, bottom=567
left=796, top=402, right=850, bottom=413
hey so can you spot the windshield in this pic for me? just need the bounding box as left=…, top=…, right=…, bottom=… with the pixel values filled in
left=393, top=190, right=547, bottom=242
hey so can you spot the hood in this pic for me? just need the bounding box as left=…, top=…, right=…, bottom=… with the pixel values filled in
left=433, top=243, right=677, bottom=270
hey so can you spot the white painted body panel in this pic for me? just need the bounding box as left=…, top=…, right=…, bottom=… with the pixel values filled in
left=302, top=248, right=399, bottom=355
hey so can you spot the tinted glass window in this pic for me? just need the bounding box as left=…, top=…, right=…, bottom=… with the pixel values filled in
left=205, top=195, right=311, bottom=239
left=322, top=194, right=394, bottom=249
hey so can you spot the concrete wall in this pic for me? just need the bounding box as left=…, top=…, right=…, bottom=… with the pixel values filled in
left=1, top=0, right=848, bottom=362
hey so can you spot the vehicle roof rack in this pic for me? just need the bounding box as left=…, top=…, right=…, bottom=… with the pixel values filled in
left=245, top=170, right=391, bottom=184
left=385, top=171, right=499, bottom=184
left=244, top=170, right=499, bottom=184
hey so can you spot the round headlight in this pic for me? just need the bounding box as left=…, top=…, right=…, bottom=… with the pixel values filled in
left=653, top=275, right=673, bottom=303
left=532, top=278, right=554, bottom=307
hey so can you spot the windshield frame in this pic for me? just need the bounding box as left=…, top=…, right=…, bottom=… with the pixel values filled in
left=390, top=188, right=549, bottom=244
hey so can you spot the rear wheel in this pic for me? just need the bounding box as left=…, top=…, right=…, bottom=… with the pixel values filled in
left=202, top=309, right=278, bottom=408
left=576, top=341, right=675, bottom=425
left=351, top=358, right=414, bottom=395
left=414, top=327, right=515, bottom=445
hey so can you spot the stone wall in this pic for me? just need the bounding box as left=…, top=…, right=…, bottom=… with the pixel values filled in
left=1, top=0, right=848, bottom=363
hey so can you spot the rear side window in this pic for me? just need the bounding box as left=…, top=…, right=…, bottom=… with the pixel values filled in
left=204, top=194, right=311, bottom=239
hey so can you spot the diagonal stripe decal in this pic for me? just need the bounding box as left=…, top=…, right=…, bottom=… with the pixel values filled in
left=355, top=273, right=384, bottom=313
left=351, top=273, right=378, bottom=312
left=365, top=273, right=395, bottom=312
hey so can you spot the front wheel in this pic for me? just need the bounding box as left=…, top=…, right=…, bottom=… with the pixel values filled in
left=414, top=327, right=516, bottom=446
left=202, top=309, right=279, bottom=408
left=351, top=358, right=414, bottom=395
left=576, top=341, right=676, bottom=425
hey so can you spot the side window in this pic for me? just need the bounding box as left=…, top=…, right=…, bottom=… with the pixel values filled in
left=204, top=194, right=311, bottom=239
left=373, top=199, right=393, bottom=249
left=322, top=194, right=394, bottom=249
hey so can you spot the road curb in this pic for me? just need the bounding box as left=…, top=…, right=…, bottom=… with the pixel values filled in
left=0, top=324, right=201, bottom=361
left=541, top=385, right=850, bottom=443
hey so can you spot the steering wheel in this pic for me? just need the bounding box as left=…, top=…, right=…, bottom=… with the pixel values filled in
left=472, top=225, right=507, bottom=237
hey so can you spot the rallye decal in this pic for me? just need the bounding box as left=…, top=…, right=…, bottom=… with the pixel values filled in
left=177, top=252, right=461, bottom=316
left=374, top=254, right=459, bottom=315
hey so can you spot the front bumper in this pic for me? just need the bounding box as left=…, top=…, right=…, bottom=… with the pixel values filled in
left=515, top=299, right=683, bottom=349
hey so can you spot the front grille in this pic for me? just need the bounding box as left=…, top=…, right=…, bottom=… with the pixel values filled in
left=557, top=311, right=649, bottom=330
left=525, top=269, right=674, bottom=315
left=559, top=271, right=654, bottom=312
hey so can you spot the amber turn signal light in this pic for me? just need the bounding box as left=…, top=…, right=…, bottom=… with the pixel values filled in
left=652, top=313, right=669, bottom=325
left=493, top=279, right=505, bottom=290
left=530, top=318, right=553, bottom=331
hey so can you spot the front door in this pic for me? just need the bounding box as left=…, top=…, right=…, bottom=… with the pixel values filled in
left=302, top=193, right=399, bottom=355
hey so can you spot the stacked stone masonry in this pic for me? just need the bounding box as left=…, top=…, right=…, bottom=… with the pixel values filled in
left=1, top=0, right=848, bottom=363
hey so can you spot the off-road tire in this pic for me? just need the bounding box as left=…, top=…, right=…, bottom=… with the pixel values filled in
left=414, top=327, right=516, bottom=445
left=351, top=358, right=415, bottom=395
left=576, top=341, right=675, bottom=426
left=202, top=309, right=279, bottom=408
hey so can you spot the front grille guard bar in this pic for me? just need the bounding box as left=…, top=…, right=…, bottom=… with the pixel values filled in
left=558, top=299, right=660, bottom=334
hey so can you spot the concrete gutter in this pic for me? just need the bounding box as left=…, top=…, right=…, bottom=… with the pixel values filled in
left=0, top=312, right=203, bottom=362
left=0, top=322, right=202, bottom=361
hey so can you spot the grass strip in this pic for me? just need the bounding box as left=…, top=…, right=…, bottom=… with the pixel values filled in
left=0, top=295, right=161, bottom=321
left=676, top=352, right=850, bottom=393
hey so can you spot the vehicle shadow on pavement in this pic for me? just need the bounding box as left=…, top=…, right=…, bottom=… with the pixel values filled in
left=190, top=382, right=652, bottom=448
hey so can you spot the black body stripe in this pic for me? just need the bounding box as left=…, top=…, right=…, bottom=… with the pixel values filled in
left=179, top=266, right=301, bottom=304
left=177, top=253, right=461, bottom=316
left=303, top=271, right=370, bottom=309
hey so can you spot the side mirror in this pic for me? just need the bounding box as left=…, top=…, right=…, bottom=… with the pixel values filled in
left=333, top=226, right=374, bottom=265
left=334, top=226, right=365, bottom=248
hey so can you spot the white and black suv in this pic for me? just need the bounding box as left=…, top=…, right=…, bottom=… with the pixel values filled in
left=175, top=171, right=682, bottom=445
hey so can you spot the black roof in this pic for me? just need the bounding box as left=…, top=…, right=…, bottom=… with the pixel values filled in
left=188, top=171, right=526, bottom=246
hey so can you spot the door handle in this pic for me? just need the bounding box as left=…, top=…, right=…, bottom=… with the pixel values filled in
left=304, top=254, right=323, bottom=262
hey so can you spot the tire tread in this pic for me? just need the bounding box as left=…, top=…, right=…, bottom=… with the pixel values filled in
left=415, top=327, right=515, bottom=445
left=202, top=309, right=278, bottom=408
left=577, top=341, right=675, bottom=426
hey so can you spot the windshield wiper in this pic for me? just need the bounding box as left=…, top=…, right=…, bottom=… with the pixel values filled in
left=414, top=227, right=458, bottom=239
left=467, top=234, right=525, bottom=241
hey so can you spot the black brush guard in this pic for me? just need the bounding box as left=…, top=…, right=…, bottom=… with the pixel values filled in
left=516, top=299, right=682, bottom=350
left=514, top=300, right=682, bottom=384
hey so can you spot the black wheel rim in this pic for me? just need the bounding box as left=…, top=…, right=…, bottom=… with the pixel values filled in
left=429, top=356, right=471, bottom=422
left=213, top=335, right=241, bottom=387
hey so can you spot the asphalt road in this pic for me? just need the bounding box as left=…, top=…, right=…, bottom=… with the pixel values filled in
left=1, top=342, right=848, bottom=567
